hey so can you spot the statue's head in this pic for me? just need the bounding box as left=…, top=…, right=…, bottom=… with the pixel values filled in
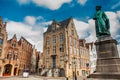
left=96, top=6, right=101, bottom=11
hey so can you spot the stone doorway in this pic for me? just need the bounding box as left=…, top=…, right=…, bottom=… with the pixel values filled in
left=3, top=64, right=12, bottom=76
left=14, top=68, right=17, bottom=76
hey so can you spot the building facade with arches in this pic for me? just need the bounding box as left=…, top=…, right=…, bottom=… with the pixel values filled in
left=0, top=17, right=33, bottom=77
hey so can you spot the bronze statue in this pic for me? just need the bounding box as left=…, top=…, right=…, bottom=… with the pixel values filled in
left=93, top=6, right=110, bottom=38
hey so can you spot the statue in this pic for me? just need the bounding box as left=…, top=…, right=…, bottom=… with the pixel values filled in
left=93, top=6, right=111, bottom=38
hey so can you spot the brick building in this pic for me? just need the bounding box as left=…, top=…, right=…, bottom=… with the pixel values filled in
left=0, top=17, right=10, bottom=77
left=0, top=17, right=33, bottom=76
left=18, top=37, right=33, bottom=75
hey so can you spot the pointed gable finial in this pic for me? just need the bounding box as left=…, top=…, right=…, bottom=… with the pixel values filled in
left=13, top=34, right=17, bottom=39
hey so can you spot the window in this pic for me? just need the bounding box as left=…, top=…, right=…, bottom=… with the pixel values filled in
left=82, top=70, right=86, bottom=76
left=60, top=44, right=64, bottom=52
left=52, top=56, right=56, bottom=68
left=13, top=51, right=17, bottom=60
left=0, top=39, right=3, bottom=45
left=7, top=52, right=12, bottom=59
left=53, top=35, right=56, bottom=44
left=71, top=30, right=74, bottom=35
left=60, top=33, right=64, bottom=43
left=53, top=46, right=56, bottom=54
left=71, top=23, right=74, bottom=28
left=52, top=24, right=56, bottom=30
left=46, top=47, right=50, bottom=55
left=46, top=37, right=50, bottom=46
left=60, top=56, right=64, bottom=68
left=12, top=42, right=16, bottom=47
left=69, top=46, right=72, bottom=54
left=69, top=37, right=72, bottom=46
left=74, top=39, right=76, bottom=48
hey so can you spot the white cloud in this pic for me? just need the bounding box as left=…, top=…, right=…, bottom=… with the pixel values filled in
left=105, top=12, right=120, bottom=38
left=32, top=0, right=72, bottom=10
left=117, top=11, right=120, bottom=18
left=74, top=11, right=120, bottom=55
left=17, top=0, right=30, bottom=4
left=6, top=10, right=120, bottom=54
left=17, top=0, right=72, bottom=10
left=77, top=0, right=87, bottom=5
left=74, top=19, right=89, bottom=38
left=24, top=16, right=36, bottom=26
left=6, top=16, right=50, bottom=52
left=74, top=18, right=96, bottom=42
left=74, top=11, right=120, bottom=41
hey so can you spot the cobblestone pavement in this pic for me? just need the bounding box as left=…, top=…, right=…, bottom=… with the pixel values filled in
left=0, top=75, right=67, bottom=80
left=0, top=75, right=44, bottom=80
left=0, top=75, right=119, bottom=80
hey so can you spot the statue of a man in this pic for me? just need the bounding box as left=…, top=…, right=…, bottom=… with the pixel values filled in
left=93, top=6, right=110, bottom=38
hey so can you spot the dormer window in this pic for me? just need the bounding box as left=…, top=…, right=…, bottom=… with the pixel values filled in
left=52, top=24, right=56, bottom=30
left=71, top=23, right=74, bottom=28
left=71, top=30, right=74, bottom=35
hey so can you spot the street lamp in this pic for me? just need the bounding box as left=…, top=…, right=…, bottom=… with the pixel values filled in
left=73, top=57, right=77, bottom=80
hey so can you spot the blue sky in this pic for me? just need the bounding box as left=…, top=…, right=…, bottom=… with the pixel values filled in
left=0, top=0, right=120, bottom=22
left=0, top=0, right=120, bottom=52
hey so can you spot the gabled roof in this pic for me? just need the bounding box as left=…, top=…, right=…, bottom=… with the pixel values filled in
left=46, top=17, right=73, bottom=32
left=18, top=36, right=32, bottom=46
left=8, top=34, right=17, bottom=42
left=59, top=17, right=72, bottom=28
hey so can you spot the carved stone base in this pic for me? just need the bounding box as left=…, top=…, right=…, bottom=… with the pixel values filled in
left=89, top=36, right=120, bottom=79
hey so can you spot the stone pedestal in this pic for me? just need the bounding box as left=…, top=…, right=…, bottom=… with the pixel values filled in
left=89, top=36, right=120, bottom=79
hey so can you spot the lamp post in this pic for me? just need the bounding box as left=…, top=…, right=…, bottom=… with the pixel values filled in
left=73, top=57, right=77, bottom=80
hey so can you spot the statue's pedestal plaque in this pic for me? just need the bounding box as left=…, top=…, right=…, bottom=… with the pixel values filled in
left=89, top=36, right=120, bottom=79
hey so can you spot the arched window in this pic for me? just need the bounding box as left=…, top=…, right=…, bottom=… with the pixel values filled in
left=13, top=51, right=17, bottom=60
left=7, top=52, right=12, bottom=59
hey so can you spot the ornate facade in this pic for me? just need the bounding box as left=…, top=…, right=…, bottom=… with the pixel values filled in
left=43, top=17, right=82, bottom=77
left=0, top=17, right=33, bottom=76
left=0, top=17, right=10, bottom=77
